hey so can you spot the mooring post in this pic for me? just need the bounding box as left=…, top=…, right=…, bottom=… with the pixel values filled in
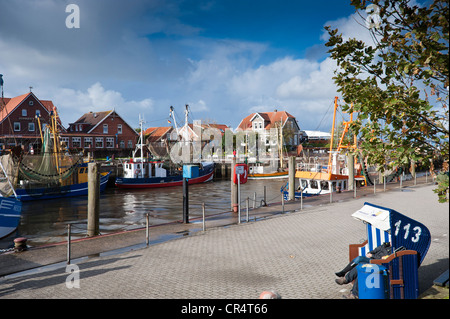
left=183, top=177, right=189, bottom=223
left=253, top=192, right=256, bottom=209
left=282, top=193, right=284, bottom=213
left=67, top=223, right=71, bottom=264
left=288, top=156, right=295, bottom=201
left=87, top=162, right=100, bottom=237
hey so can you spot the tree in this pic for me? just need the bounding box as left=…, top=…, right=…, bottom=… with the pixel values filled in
left=325, top=0, right=449, bottom=202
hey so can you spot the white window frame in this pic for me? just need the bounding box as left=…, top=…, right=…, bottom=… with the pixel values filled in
left=95, top=137, right=104, bottom=148
left=84, top=137, right=93, bottom=148
left=14, top=122, right=20, bottom=131
left=103, top=124, right=108, bottom=134
left=72, top=137, right=81, bottom=148
left=117, top=124, right=122, bottom=134
left=106, top=137, right=114, bottom=148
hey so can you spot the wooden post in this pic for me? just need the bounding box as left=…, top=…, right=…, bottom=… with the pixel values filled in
left=347, top=154, right=354, bottom=191
left=87, top=162, right=100, bottom=237
left=288, top=156, right=295, bottom=201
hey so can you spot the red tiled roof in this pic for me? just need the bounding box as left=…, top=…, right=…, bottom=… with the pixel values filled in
left=0, top=92, right=64, bottom=129
left=145, top=127, right=172, bottom=142
left=237, top=110, right=295, bottom=131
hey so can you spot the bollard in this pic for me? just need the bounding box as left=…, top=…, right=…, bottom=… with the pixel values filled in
left=67, top=224, right=71, bottom=264
left=253, top=192, right=256, bottom=209
left=146, top=213, right=149, bottom=246
left=14, top=237, right=27, bottom=252
left=202, top=202, right=206, bottom=231
left=282, top=194, right=284, bottom=213
left=87, top=162, right=100, bottom=237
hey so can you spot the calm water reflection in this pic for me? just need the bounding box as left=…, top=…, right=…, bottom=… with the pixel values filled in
left=1, top=178, right=287, bottom=248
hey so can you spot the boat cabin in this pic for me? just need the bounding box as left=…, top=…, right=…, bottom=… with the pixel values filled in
left=297, top=178, right=348, bottom=196
left=123, top=159, right=167, bottom=179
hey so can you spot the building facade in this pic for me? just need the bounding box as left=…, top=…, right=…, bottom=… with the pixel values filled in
left=0, top=92, right=65, bottom=153
left=236, top=110, right=303, bottom=148
left=64, top=110, right=139, bottom=158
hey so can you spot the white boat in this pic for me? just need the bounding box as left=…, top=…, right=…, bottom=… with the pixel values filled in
left=281, top=97, right=366, bottom=199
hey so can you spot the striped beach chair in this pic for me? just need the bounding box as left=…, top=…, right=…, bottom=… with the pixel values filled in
left=349, top=202, right=431, bottom=299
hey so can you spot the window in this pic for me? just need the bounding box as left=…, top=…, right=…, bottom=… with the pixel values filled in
left=320, top=181, right=329, bottom=190
left=117, top=124, right=122, bottom=134
left=22, top=109, right=27, bottom=116
left=95, top=137, right=104, bottom=148
left=106, top=137, right=114, bottom=148
left=119, top=140, right=125, bottom=148
left=103, top=124, right=108, bottom=134
left=72, top=137, right=81, bottom=148
left=61, top=137, right=69, bottom=148
left=28, top=123, right=35, bottom=131
left=84, top=137, right=93, bottom=148
left=29, top=101, right=34, bottom=106
left=310, top=180, right=318, bottom=189
left=35, top=110, right=40, bottom=117
left=127, top=140, right=133, bottom=148
left=14, top=122, right=20, bottom=131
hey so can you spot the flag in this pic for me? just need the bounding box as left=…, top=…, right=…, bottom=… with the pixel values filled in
left=168, top=119, right=171, bottom=124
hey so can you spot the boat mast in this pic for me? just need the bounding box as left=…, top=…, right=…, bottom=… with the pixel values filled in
left=327, top=96, right=338, bottom=174
left=169, top=106, right=179, bottom=136
left=133, top=114, right=145, bottom=162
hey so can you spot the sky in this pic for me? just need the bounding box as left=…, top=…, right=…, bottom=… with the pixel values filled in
left=0, top=0, right=376, bottom=132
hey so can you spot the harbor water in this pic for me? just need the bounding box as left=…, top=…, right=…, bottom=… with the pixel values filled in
left=0, top=178, right=287, bottom=249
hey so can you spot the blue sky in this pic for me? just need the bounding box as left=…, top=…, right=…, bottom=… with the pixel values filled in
left=0, top=0, right=367, bottom=131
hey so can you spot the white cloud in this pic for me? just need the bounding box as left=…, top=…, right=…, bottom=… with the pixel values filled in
left=51, top=83, right=153, bottom=125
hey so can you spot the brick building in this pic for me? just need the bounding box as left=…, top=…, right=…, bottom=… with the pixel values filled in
left=64, top=110, right=139, bottom=158
left=0, top=92, right=139, bottom=158
left=0, top=92, right=65, bottom=153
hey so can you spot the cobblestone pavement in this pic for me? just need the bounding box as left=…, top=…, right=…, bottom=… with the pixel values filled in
left=0, top=184, right=448, bottom=300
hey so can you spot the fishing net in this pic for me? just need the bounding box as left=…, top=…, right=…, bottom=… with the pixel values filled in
left=0, top=154, right=18, bottom=197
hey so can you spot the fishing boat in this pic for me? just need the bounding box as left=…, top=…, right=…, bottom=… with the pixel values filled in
left=0, top=109, right=111, bottom=201
left=248, top=115, right=289, bottom=180
left=115, top=113, right=214, bottom=189
left=248, top=162, right=288, bottom=180
left=281, top=97, right=366, bottom=200
left=0, top=156, right=22, bottom=239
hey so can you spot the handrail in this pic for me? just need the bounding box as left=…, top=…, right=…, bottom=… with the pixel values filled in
left=369, top=250, right=417, bottom=265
